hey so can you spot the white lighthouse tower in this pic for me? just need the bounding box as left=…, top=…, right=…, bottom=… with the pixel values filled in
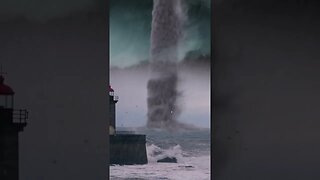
left=109, top=85, right=118, bottom=135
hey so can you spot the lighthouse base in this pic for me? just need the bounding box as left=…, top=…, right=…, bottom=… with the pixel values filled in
left=110, top=134, right=147, bottom=165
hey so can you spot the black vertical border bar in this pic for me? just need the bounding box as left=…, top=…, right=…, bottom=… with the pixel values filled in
left=106, top=0, right=110, bottom=179
left=211, top=0, right=215, bottom=179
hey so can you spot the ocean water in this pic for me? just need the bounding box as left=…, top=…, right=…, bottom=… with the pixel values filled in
left=110, top=128, right=211, bottom=180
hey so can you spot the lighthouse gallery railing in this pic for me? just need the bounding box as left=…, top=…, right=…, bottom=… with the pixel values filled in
left=12, top=109, right=28, bottom=124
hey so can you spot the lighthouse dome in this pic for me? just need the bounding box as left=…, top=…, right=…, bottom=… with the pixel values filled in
left=0, top=76, right=14, bottom=95
left=109, top=85, right=114, bottom=92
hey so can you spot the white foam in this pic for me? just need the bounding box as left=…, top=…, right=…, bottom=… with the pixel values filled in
left=147, top=144, right=185, bottom=163
left=110, top=144, right=210, bottom=180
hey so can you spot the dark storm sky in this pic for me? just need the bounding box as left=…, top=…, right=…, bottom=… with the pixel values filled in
left=110, top=0, right=210, bottom=67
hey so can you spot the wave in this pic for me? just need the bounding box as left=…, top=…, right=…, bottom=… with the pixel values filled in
left=146, top=144, right=188, bottom=163
left=111, top=144, right=210, bottom=180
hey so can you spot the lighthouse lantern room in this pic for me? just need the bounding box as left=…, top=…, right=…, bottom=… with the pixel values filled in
left=0, top=75, right=14, bottom=109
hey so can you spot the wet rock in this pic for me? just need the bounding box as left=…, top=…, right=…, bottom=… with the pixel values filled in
left=157, top=157, right=177, bottom=163
left=178, top=165, right=193, bottom=168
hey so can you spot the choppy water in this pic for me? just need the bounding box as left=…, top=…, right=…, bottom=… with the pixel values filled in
left=110, top=127, right=210, bottom=180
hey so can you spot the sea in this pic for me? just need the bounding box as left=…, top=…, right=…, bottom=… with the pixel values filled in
left=110, top=127, right=211, bottom=180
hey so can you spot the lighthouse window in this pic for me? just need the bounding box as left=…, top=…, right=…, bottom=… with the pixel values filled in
left=8, top=96, right=13, bottom=108
left=0, top=95, right=6, bottom=108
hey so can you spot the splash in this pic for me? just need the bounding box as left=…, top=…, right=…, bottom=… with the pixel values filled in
left=147, top=0, right=186, bottom=130
left=146, top=144, right=185, bottom=163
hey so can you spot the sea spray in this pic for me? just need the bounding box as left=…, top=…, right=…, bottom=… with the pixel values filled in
left=146, top=144, right=185, bottom=163
left=147, top=0, right=188, bottom=130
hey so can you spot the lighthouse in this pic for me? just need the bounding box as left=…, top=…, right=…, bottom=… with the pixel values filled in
left=109, top=85, right=118, bottom=135
left=0, top=74, right=28, bottom=180
left=108, top=85, right=147, bottom=165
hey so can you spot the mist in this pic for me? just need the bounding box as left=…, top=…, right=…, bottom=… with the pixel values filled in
left=110, top=58, right=210, bottom=129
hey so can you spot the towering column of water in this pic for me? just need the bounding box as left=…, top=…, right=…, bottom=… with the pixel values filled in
left=147, top=0, right=184, bottom=129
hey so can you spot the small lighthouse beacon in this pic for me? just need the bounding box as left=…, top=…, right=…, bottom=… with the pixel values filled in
left=109, top=85, right=118, bottom=135
left=0, top=73, right=28, bottom=180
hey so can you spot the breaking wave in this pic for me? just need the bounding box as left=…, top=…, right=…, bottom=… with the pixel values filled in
left=146, top=144, right=187, bottom=163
